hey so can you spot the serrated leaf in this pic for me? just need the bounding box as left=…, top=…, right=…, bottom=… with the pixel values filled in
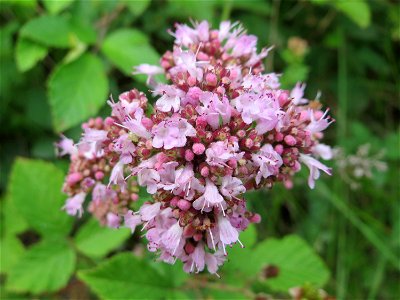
left=74, top=218, right=131, bottom=258
left=101, top=29, right=160, bottom=79
left=48, top=53, right=108, bottom=132
left=9, top=158, right=73, bottom=236
left=223, top=233, right=329, bottom=291
left=6, top=238, right=76, bottom=294
left=15, top=37, right=47, bottom=72
left=78, top=253, right=173, bottom=300
left=253, top=235, right=330, bottom=292
left=20, top=15, right=72, bottom=48
left=43, top=0, right=75, bottom=15
left=0, top=234, right=25, bottom=274
left=334, top=0, right=371, bottom=28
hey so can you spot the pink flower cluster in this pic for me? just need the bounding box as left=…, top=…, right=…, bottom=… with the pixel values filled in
left=59, top=21, right=333, bottom=275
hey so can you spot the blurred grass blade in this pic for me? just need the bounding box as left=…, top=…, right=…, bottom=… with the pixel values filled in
left=317, top=183, right=399, bottom=270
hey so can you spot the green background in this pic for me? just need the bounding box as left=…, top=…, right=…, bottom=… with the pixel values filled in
left=1, top=0, right=399, bottom=299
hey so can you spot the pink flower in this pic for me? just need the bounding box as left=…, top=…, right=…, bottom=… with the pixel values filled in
left=109, top=162, right=126, bottom=189
left=306, top=109, right=333, bottom=134
left=220, top=175, right=246, bottom=200
left=290, top=82, right=308, bottom=105
left=161, top=221, right=183, bottom=255
left=57, top=135, right=77, bottom=157
left=252, top=144, right=283, bottom=184
left=206, top=140, right=242, bottom=167
left=63, top=192, right=86, bottom=217
left=133, top=64, right=164, bottom=86
left=218, top=214, right=239, bottom=254
left=153, top=84, right=184, bottom=112
left=137, top=168, right=160, bottom=194
left=124, top=210, right=142, bottom=233
left=113, top=134, right=136, bottom=164
left=193, top=179, right=226, bottom=213
left=171, top=24, right=197, bottom=46
left=158, top=161, right=179, bottom=191
left=196, top=92, right=232, bottom=130
left=152, top=117, right=196, bottom=150
left=121, top=108, right=151, bottom=139
left=171, top=50, right=206, bottom=81
left=106, top=212, right=120, bottom=228
left=313, top=144, right=333, bottom=160
left=299, top=154, right=332, bottom=189
left=140, top=202, right=161, bottom=221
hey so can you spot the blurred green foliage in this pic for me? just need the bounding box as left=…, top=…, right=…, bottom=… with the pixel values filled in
left=0, top=0, right=399, bottom=299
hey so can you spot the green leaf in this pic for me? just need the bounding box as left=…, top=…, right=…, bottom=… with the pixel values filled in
left=20, top=15, right=72, bottom=48
left=6, top=238, right=76, bottom=294
left=8, top=158, right=73, bottom=236
left=43, top=0, right=75, bottom=15
left=48, top=53, right=108, bottom=132
left=253, top=235, right=330, bottom=292
left=333, top=0, right=371, bottom=28
left=2, top=195, right=29, bottom=235
left=74, top=218, right=131, bottom=258
left=101, top=29, right=160, bottom=78
left=223, top=232, right=329, bottom=291
left=15, top=37, right=47, bottom=72
left=0, top=234, right=25, bottom=274
left=78, top=253, right=173, bottom=299
left=122, top=0, right=151, bottom=17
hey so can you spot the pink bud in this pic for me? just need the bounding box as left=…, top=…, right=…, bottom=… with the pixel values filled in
left=105, top=117, right=114, bottom=126
left=170, top=196, right=180, bottom=207
left=200, top=166, right=209, bottom=177
left=130, top=193, right=139, bottom=201
left=184, top=149, right=194, bottom=161
left=196, top=116, right=208, bottom=128
left=284, top=135, right=297, bottom=146
left=250, top=213, right=262, bottom=223
left=177, top=199, right=191, bottom=211
left=192, top=143, right=205, bottom=155
left=187, top=76, right=196, bottom=86
left=275, top=132, right=284, bottom=142
left=95, top=117, right=103, bottom=127
left=284, top=180, right=293, bottom=189
left=205, top=73, right=217, bottom=86
left=184, top=242, right=195, bottom=254
left=197, top=52, right=209, bottom=61
left=278, top=90, right=289, bottom=106
left=245, top=138, right=254, bottom=148
left=274, top=144, right=284, bottom=155
left=67, top=172, right=83, bottom=186
left=141, top=117, right=153, bottom=130
left=94, top=171, right=104, bottom=180
left=193, top=233, right=203, bottom=241
left=299, top=110, right=309, bottom=122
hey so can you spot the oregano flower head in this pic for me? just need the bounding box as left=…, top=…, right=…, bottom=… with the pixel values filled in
left=58, top=20, right=333, bottom=276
